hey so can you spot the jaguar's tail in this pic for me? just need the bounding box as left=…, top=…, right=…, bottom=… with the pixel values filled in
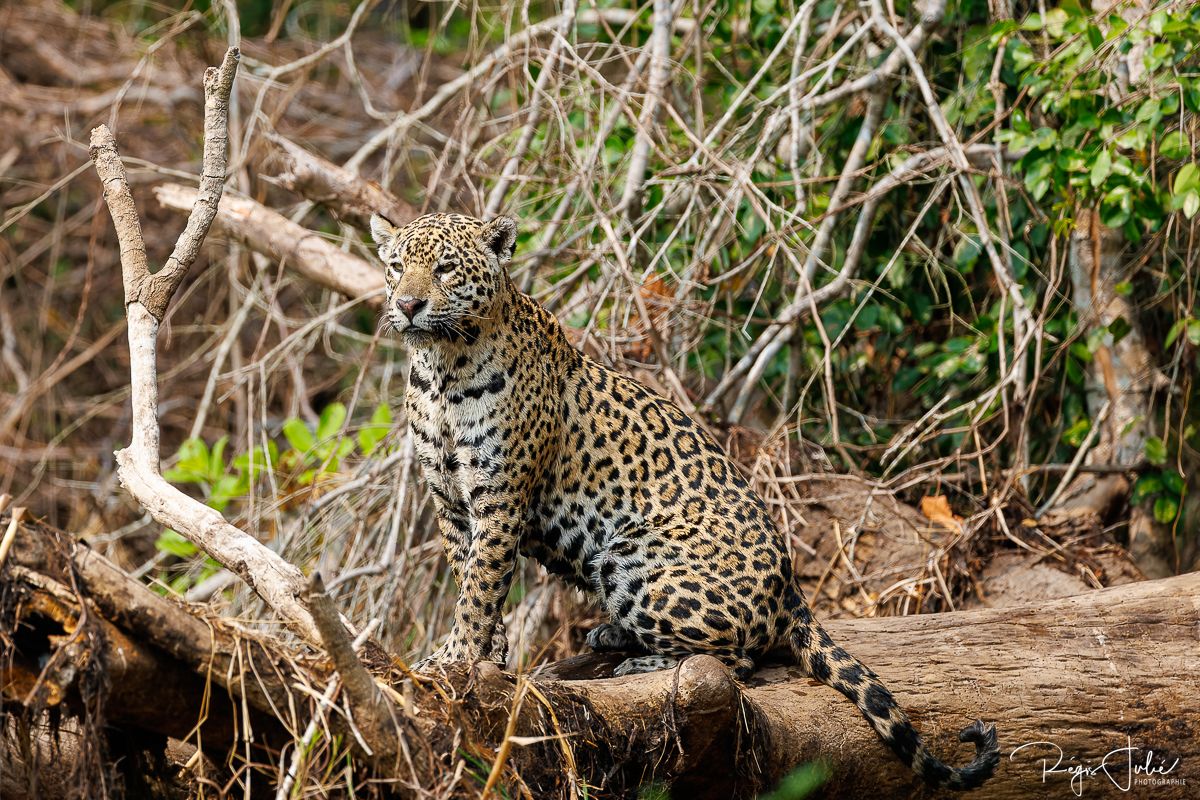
left=786, top=590, right=999, bottom=791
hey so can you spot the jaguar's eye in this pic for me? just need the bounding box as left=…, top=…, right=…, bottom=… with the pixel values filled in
left=434, top=259, right=458, bottom=276
left=387, top=263, right=404, bottom=281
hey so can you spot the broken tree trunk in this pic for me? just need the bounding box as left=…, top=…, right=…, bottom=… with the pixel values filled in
left=154, top=183, right=386, bottom=307
left=263, top=130, right=417, bottom=230
left=4, top=511, right=1197, bottom=799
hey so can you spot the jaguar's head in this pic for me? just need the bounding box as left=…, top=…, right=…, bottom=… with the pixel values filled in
left=370, top=212, right=517, bottom=346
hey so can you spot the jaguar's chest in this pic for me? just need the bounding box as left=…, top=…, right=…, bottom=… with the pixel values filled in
left=405, top=356, right=510, bottom=497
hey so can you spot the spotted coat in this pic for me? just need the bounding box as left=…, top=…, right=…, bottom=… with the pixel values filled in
left=370, top=212, right=999, bottom=791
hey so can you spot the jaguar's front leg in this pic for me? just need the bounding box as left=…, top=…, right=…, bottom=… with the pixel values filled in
left=421, top=490, right=522, bottom=668
left=434, top=502, right=470, bottom=589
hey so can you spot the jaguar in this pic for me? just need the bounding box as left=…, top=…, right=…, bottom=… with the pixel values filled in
left=370, top=211, right=999, bottom=790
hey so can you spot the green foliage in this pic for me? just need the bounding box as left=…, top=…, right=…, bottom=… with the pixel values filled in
left=281, top=402, right=356, bottom=485
left=757, top=761, right=830, bottom=800
left=1132, top=461, right=1185, bottom=525
left=358, top=403, right=394, bottom=456
left=637, top=783, right=671, bottom=800
left=154, top=402, right=394, bottom=591
left=162, top=435, right=264, bottom=512
left=991, top=5, right=1200, bottom=237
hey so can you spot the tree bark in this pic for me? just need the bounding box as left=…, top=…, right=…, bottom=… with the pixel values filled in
left=1062, top=207, right=1171, bottom=577
left=4, top=512, right=1197, bottom=799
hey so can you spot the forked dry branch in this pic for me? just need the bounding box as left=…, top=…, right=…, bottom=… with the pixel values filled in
left=88, top=48, right=322, bottom=644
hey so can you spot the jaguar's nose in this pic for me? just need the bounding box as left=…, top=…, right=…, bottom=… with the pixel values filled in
left=396, top=296, right=427, bottom=321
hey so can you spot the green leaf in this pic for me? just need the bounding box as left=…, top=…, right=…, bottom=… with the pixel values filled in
left=1019, top=13, right=1042, bottom=31
left=207, top=474, right=244, bottom=512
left=1100, top=185, right=1132, bottom=228
left=1188, top=320, right=1200, bottom=346
left=209, top=435, right=229, bottom=482
left=1184, top=191, right=1200, bottom=220
left=371, top=402, right=392, bottom=426
left=1161, top=131, right=1190, bottom=161
left=1087, top=24, right=1104, bottom=49
left=1135, top=98, right=1161, bottom=124
left=1187, top=84, right=1200, bottom=114
left=1062, top=417, right=1091, bottom=447
left=1089, top=149, right=1112, bottom=188
left=1165, top=318, right=1188, bottom=348
left=1057, top=149, right=1087, bottom=173
left=233, top=442, right=279, bottom=479
left=1107, top=316, right=1131, bottom=344
left=1115, top=126, right=1147, bottom=152
left=1148, top=10, right=1167, bottom=36
left=1032, top=127, right=1058, bottom=150
left=759, top=762, right=831, bottom=800
left=282, top=418, right=316, bottom=454
left=1161, top=470, right=1185, bottom=497
left=1144, top=436, right=1168, bottom=466
left=169, top=437, right=211, bottom=484
left=933, top=355, right=963, bottom=380
left=1044, top=8, right=1069, bottom=37
left=155, top=529, right=198, bottom=558
left=1173, top=163, right=1200, bottom=195
left=1010, top=40, right=1036, bottom=73
left=316, top=403, right=348, bottom=441
left=1132, top=474, right=1163, bottom=505
left=1153, top=495, right=1179, bottom=524
left=1114, top=281, right=1132, bottom=296
left=358, top=403, right=393, bottom=455
left=953, top=236, right=982, bottom=271
left=1023, top=157, right=1054, bottom=202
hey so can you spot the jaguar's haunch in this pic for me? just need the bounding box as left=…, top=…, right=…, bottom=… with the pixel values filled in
left=371, top=211, right=999, bottom=790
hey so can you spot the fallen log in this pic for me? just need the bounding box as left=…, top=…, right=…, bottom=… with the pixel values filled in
left=154, top=183, right=386, bottom=307
left=0, top=514, right=433, bottom=795
left=263, top=131, right=417, bottom=230
left=4, top=511, right=1197, bottom=799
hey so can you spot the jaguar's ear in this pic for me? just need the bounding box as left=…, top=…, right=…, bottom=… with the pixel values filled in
left=480, top=216, right=517, bottom=265
left=370, top=213, right=400, bottom=247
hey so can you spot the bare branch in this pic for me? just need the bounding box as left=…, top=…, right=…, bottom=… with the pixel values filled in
left=344, top=7, right=696, bottom=175
left=617, top=0, right=672, bottom=220
left=157, top=47, right=240, bottom=307
left=484, top=0, right=577, bottom=217
left=306, top=573, right=400, bottom=764
left=89, top=125, right=150, bottom=309
left=796, top=0, right=947, bottom=113
left=88, top=47, right=240, bottom=321
left=725, top=89, right=887, bottom=422
left=705, top=141, right=1020, bottom=415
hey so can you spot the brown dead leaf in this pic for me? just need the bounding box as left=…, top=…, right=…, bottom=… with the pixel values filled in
left=625, top=275, right=673, bottom=361
left=920, top=495, right=963, bottom=533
